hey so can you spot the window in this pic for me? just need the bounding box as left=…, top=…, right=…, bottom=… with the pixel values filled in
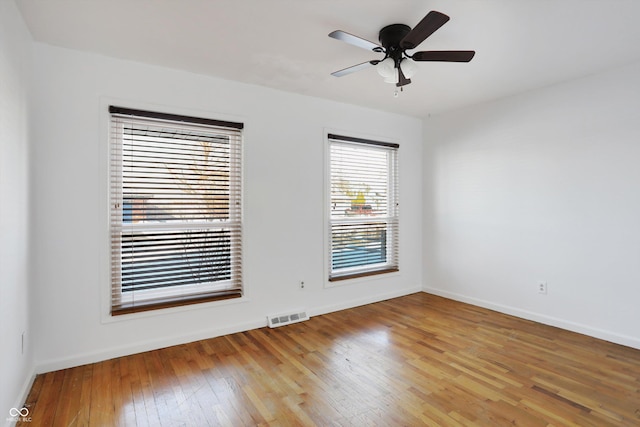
left=109, top=106, right=243, bottom=315
left=328, top=133, right=399, bottom=281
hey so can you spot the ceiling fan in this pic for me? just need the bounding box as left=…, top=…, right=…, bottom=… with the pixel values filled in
left=329, top=10, right=475, bottom=88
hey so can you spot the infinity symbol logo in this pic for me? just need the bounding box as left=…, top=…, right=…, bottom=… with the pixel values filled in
left=9, top=407, right=29, bottom=417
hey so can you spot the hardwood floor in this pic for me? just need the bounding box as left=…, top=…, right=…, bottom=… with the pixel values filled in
left=20, top=293, right=640, bottom=426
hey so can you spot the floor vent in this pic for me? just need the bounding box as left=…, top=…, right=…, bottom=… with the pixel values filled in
left=267, top=310, right=309, bottom=328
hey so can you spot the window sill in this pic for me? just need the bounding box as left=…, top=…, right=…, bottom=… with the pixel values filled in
left=101, top=293, right=249, bottom=324
left=329, top=267, right=399, bottom=283
left=112, top=292, right=242, bottom=316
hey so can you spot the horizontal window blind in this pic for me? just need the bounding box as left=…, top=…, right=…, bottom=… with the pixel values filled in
left=110, top=107, right=242, bottom=314
left=328, top=134, right=399, bottom=281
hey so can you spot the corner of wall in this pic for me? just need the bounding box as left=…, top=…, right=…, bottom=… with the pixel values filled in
left=0, top=0, right=36, bottom=422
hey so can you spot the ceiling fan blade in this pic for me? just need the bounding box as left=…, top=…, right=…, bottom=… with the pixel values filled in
left=331, top=61, right=377, bottom=77
left=400, top=11, right=450, bottom=50
left=329, top=30, right=382, bottom=52
left=412, top=50, right=476, bottom=62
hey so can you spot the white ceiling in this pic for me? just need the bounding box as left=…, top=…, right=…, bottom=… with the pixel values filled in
left=15, top=0, right=640, bottom=118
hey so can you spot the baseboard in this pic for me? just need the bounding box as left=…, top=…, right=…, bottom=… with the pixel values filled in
left=423, top=287, right=640, bottom=350
left=5, top=368, right=36, bottom=427
left=35, top=318, right=266, bottom=374
left=312, top=285, right=422, bottom=318
left=35, top=285, right=422, bottom=374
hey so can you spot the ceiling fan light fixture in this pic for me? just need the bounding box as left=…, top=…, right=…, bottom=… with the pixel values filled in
left=376, top=57, right=395, bottom=78
left=400, top=58, right=418, bottom=79
left=384, top=68, right=399, bottom=84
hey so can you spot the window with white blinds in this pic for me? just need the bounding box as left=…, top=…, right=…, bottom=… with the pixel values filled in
left=109, top=106, right=243, bottom=315
left=328, top=134, right=399, bottom=281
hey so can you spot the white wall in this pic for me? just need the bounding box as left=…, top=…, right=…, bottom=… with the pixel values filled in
left=423, top=62, right=640, bottom=349
left=29, top=44, right=423, bottom=372
left=0, top=0, right=34, bottom=422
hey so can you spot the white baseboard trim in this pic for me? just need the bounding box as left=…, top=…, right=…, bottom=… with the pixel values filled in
left=35, top=318, right=266, bottom=374
left=423, top=287, right=640, bottom=350
left=35, top=285, right=422, bottom=374
left=312, top=285, right=422, bottom=318
left=6, top=368, right=36, bottom=427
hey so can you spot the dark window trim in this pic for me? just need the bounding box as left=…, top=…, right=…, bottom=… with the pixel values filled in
left=109, top=106, right=244, bottom=130
left=112, top=291, right=242, bottom=316
left=328, top=133, right=399, bottom=149
left=329, top=268, right=399, bottom=282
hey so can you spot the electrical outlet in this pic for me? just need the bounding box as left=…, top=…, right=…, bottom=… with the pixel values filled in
left=299, top=280, right=305, bottom=289
left=538, top=281, right=547, bottom=294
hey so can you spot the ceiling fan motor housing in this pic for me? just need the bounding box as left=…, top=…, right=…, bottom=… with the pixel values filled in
left=378, top=24, right=411, bottom=51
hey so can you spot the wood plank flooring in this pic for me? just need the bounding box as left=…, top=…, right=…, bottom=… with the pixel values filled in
left=19, top=293, right=640, bottom=426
